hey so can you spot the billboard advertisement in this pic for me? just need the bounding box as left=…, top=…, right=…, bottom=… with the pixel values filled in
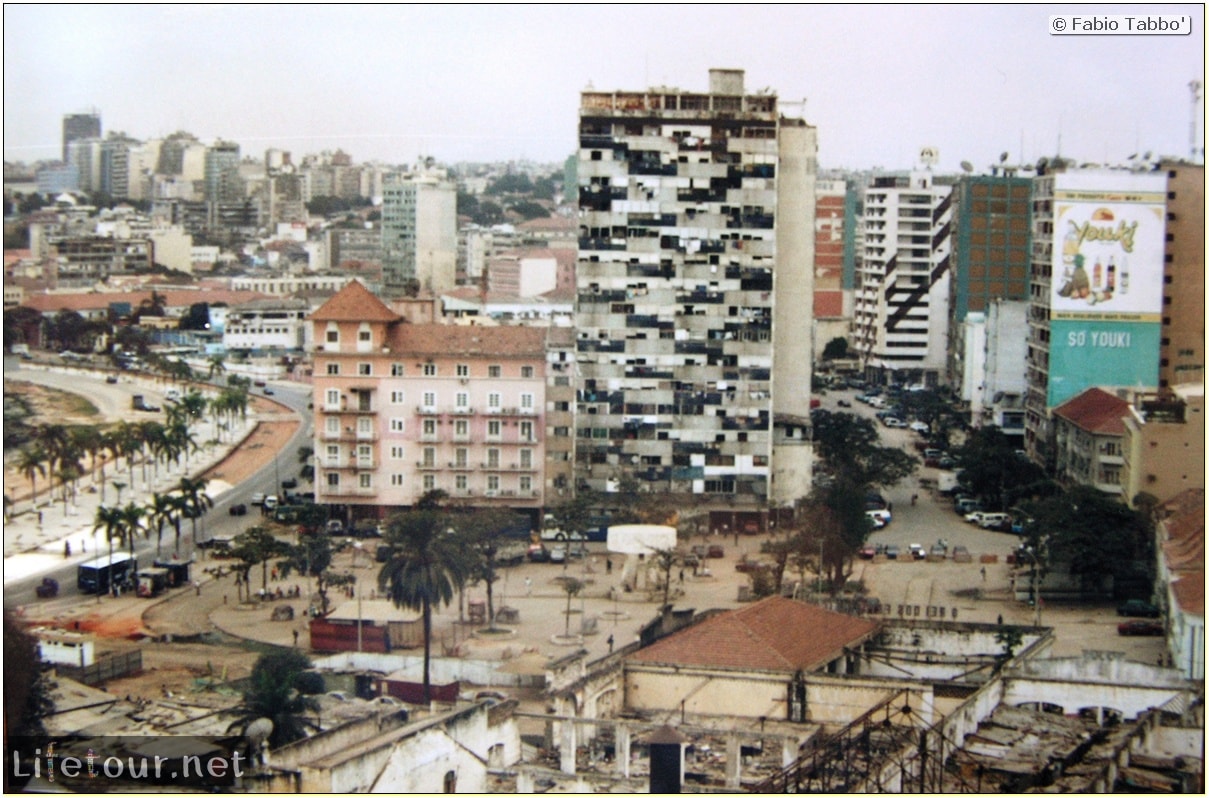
left=1047, top=173, right=1166, bottom=407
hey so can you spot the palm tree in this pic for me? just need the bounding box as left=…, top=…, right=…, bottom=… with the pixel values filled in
left=93, top=504, right=124, bottom=596
left=33, top=423, right=69, bottom=500
left=297, top=446, right=315, bottom=484
left=378, top=510, right=468, bottom=702
left=69, top=425, right=103, bottom=490
left=117, top=502, right=146, bottom=579
left=15, top=445, right=47, bottom=509
left=560, top=577, right=585, bottom=638
left=206, top=354, right=227, bottom=383
left=177, top=476, right=213, bottom=552
left=228, top=650, right=320, bottom=749
left=149, top=493, right=177, bottom=559
left=167, top=493, right=189, bottom=556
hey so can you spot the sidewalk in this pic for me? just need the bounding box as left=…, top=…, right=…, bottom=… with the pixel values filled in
left=3, top=368, right=265, bottom=574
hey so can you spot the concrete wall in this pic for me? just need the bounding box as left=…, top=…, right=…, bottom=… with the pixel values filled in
left=624, top=663, right=931, bottom=727
left=313, top=651, right=545, bottom=688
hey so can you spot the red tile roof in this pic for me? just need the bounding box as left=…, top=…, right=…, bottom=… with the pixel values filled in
left=1052, top=387, right=1130, bottom=435
left=814, top=290, right=845, bottom=318
left=308, top=279, right=400, bottom=323
left=628, top=596, right=879, bottom=673
left=386, top=323, right=547, bottom=358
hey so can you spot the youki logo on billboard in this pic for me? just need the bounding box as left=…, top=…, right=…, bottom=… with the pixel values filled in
left=1069, top=214, right=1138, bottom=253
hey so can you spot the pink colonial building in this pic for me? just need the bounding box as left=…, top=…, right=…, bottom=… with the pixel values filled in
left=309, top=281, right=548, bottom=525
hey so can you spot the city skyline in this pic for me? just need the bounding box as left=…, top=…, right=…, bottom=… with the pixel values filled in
left=4, top=4, right=1205, bottom=174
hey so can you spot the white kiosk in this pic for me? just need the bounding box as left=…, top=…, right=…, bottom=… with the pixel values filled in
left=606, top=524, right=678, bottom=593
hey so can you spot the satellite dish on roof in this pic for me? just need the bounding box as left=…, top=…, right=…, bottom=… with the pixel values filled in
left=960, top=161, right=974, bottom=173
left=919, top=146, right=939, bottom=167
left=1000, top=152, right=1009, bottom=163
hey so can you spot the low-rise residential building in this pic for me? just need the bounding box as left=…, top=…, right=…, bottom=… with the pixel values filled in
left=1121, top=383, right=1205, bottom=507
left=310, top=281, right=549, bottom=526
left=1051, top=387, right=1131, bottom=496
left=222, top=297, right=311, bottom=352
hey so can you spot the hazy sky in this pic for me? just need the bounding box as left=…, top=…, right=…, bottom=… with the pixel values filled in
left=4, top=4, right=1205, bottom=172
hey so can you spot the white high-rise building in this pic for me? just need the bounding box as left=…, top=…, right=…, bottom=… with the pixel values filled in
left=573, top=68, right=817, bottom=505
left=381, top=174, right=457, bottom=293
left=853, top=171, right=953, bottom=386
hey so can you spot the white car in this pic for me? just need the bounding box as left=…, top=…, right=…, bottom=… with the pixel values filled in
left=866, top=509, right=892, bottom=528
left=909, top=421, right=930, bottom=433
left=882, top=417, right=906, bottom=428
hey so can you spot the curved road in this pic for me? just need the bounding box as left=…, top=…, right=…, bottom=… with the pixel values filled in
left=3, top=368, right=312, bottom=607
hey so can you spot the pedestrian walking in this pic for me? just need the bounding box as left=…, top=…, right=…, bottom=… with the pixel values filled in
left=293, top=629, right=299, bottom=647
left=524, top=577, right=532, bottom=596
left=607, top=634, right=614, bottom=653
left=980, top=566, right=986, bottom=582
left=194, top=580, right=201, bottom=596
left=997, top=614, right=1003, bottom=625
left=606, top=558, right=613, bottom=574
left=64, top=541, right=71, bottom=558
left=678, top=569, right=685, bottom=584
left=911, top=494, right=918, bottom=506
left=37, top=511, right=43, bottom=526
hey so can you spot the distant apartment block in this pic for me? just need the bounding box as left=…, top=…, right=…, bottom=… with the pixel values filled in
left=382, top=174, right=457, bottom=293
left=574, top=68, right=816, bottom=504
left=62, top=111, right=101, bottom=162
left=948, top=174, right=1031, bottom=385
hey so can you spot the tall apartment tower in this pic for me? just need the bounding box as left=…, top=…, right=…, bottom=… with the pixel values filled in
left=1158, top=161, right=1205, bottom=389
left=62, top=111, right=101, bottom=162
left=204, top=140, right=243, bottom=203
left=381, top=174, right=457, bottom=294
left=853, top=171, right=953, bottom=387
left=1023, top=169, right=1167, bottom=466
left=573, top=68, right=817, bottom=505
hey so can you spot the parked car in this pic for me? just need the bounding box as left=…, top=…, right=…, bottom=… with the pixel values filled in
left=707, top=544, right=725, bottom=558
left=250, top=492, right=266, bottom=506
left=866, top=509, right=892, bottom=528
left=884, top=544, right=900, bottom=560
left=527, top=543, right=551, bottom=563
left=881, top=417, right=906, bottom=428
left=263, top=495, right=279, bottom=511
left=929, top=543, right=947, bottom=558
left=908, top=421, right=930, bottom=433
left=228, top=503, right=247, bottom=516
left=1117, top=599, right=1161, bottom=618
left=937, top=455, right=958, bottom=469
left=325, top=519, right=344, bottom=535
left=951, top=545, right=972, bottom=563
left=549, top=546, right=567, bottom=564
left=908, top=543, right=927, bottom=560
left=263, top=387, right=275, bottom=396
left=105, top=375, right=119, bottom=384
left=1117, top=620, right=1164, bottom=636
left=281, top=477, right=298, bottom=490
left=858, top=544, right=877, bottom=560
left=837, top=399, right=852, bottom=408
